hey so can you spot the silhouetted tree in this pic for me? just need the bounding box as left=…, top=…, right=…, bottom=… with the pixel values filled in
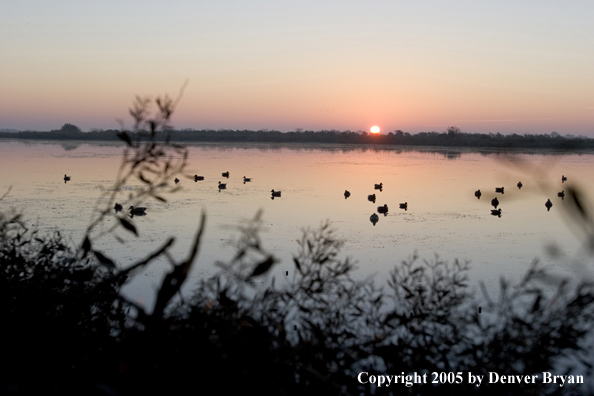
left=59, top=123, right=81, bottom=132
left=447, top=125, right=462, bottom=137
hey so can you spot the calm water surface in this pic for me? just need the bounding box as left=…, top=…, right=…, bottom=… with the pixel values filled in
left=2, top=139, right=594, bottom=309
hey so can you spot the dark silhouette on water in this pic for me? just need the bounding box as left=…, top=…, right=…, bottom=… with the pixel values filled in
left=243, top=176, right=251, bottom=184
left=369, top=213, right=379, bottom=225
left=194, top=175, right=204, bottom=182
left=558, top=190, right=565, bottom=200
left=495, top=187, right=504, bottom=194
left=367, top=194, right=376, bottom=203
left=174, top=177, right=180, bottom=185
left=374, top=183, right=383, bottom=191
left=491, top=197, right=499, bottom=208
left=491, top=208, right=502, bottom=218
left=218, top=181, right=227, bottom=190
left=271, top=189, right=281, bottom=199
left=545, top=199, right=553, bottom=211
left=63, top=174, right=71, bottom=183
left=114, top=203, right=123, bottom=213
left=517, top=181, right=523, bottom=189
left=562, top=175, right=567, bottom=183
left=344, top=190, right=350, bottom=199
left=475, top=189, right=481, bottom=199
left=222, top=171, right=230, bottom=178
left=128, top=206, right=147, bottom=217
left=399, top=202, right=408, bottom=211
left=377, top=204, right=388, bottom=215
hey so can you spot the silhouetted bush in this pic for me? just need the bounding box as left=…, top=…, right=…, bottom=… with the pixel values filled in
left=3, top=209, right=594, bottom=395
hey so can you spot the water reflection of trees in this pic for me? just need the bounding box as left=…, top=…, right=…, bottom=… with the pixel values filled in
left=60, top=142, right=80, bottom=151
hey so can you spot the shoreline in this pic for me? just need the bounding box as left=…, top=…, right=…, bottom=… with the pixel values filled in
left=2, top=136, right=594, bottom=156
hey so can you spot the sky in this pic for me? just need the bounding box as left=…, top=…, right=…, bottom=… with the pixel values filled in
left=1, top=0, right=593, bottom=135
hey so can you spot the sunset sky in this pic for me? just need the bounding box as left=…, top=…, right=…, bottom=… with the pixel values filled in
left=1, top=1, right=593, bottom=135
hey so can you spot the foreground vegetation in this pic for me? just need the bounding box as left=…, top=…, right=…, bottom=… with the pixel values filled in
left=3, top=98, right=594, bottom=395
left=1, top=123, right=593, bottom=150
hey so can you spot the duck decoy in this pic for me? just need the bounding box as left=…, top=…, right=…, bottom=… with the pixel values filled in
left=174, top=177, right=180, bottom=185
left=495, top=187, right=504, bottom=194
left=370, top=213, right=379, bottom=226
left=474, top=190, right=481, bottom=199
left=243, top=176, right=251, bottom=183
left=271, top=189, right=281, bottom=198
left=218, top=181, right=227, bottom=190
left=491, top=197, right=499, bottom=209
left=377, top=204, right=388, bottom=214
left=399, top=202, right=408, bottom=211
left=545, top=199, right=553, bottom=211
left=128, top=206, right=147, bottom=216
left=222, top=171, right=230, bottom=178
left=374, top=183, right=383, bottom=190
left=558, top=190, right=565, bottom=200
left=491, top=208, right=502, bottom=218
left=367, top=194, right=376, bottom=203
left=114, top=203, right=123, bottom=213
left=63, top=174, right=71, bottom=183
left=194, top=175, right=204, bottom=182
left=517, top=181, right=523, bottom=189
left=344, top=190, right=351, bottom=199
left=562, top=175, right=567, bottom=183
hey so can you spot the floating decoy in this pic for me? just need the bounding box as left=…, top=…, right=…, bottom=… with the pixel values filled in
left=491, top=197, right=499, bottom=209
left=63, top=174, right=71, bottom=183
left=194, top=175, right=204, bottom=182
left=517, top=181, right=523, bottom=189
left=222, top=171, right=230, bottom=178
left=367, top=194, right=376, bottom=203
left=377, top=204, right=388, bottom=214
left=174, top=177, right=180, bottom=185
left=558, top=190, right=565, bottom=200
left=344, top=190, right=351, bottom=199
left=495, top=187, right=504, bottom=194
left=545, top=199, right=553, bottom=211
left=218, top=181, right=227, bottom=190
left=374, top=183, right=383, bottom=190
left=399, top=202, right=408, bottom=211
left=491, top=208, right=502, bottom=217
left=562, top=175, right=567, bottom=183
left=271, top=189, right=281, bottom=197
left=128, top=206, right=147, bottom=216
left=243, top=176, right=251, bottom=184
left=114, top=203, right=123, bottom=213
left=474, top=190, right=481, bottom=199
left=370, top=213, right=379, bottom=226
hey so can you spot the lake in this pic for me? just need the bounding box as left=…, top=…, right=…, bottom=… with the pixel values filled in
left=2, top=139, right=594, bottom=310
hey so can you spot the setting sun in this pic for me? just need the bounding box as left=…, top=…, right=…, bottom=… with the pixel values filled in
left=370, top=126, right=380, bottom=134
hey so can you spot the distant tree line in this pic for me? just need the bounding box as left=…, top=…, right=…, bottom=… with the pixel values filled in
left=1, top=125, right=593, bottom=150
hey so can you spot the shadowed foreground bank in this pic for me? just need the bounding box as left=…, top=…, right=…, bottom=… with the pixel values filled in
left=2, top=208, right=594, bottom=395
